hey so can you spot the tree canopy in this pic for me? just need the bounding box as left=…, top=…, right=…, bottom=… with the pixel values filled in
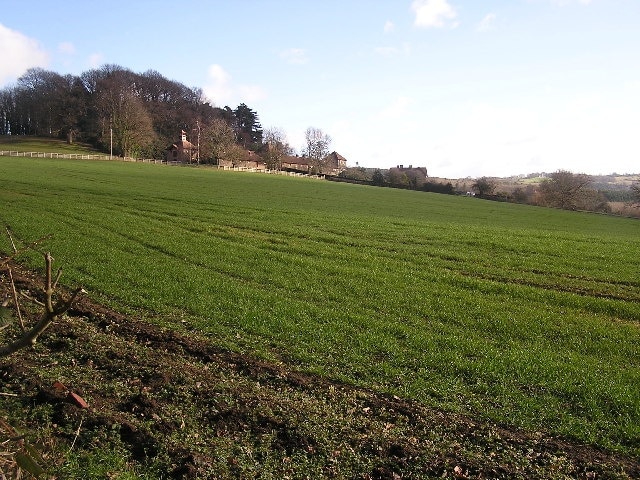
left=234, top=103, right=263, bottom=150
left=303, top=127, right=331, bottom=174
left=631, top=182, right=640, bottom=204
left=472, top=177, right=497, bottom=196
left=539, top=170, right=609, bottom=212
left=262, top=127, right=292, bottom=170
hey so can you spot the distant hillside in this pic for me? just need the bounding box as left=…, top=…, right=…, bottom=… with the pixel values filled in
left=0, top=135, right=99, bottom=155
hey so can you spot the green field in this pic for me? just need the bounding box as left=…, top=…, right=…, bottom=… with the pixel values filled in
left=1, top=156, right=639, bottom=456
left=0, top=135, right=101, bottom=154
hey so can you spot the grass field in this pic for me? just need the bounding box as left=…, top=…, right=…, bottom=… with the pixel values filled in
left=1, top=155, right=639, bottom=458
left=0, top=135, right=101, bottom=155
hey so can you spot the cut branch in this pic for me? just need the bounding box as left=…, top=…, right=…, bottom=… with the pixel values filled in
left=0, top=253, right=84, bottom=358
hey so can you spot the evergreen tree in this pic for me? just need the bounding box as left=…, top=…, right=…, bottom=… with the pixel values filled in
left=233, top=103, right=263, bottom=149
left=372, top=169, right=385, bottom=186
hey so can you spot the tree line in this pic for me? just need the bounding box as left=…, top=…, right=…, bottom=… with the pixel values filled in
left=339, top=167, right=640, bottom=217
left=0, top=65, right=300, bottom=163
left=3, top=65, right=638, bottom=214
left=472, top=171, right=640, bottom=216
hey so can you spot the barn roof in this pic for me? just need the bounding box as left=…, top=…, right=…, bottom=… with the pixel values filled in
left=166, top=139, right=195, bottom=151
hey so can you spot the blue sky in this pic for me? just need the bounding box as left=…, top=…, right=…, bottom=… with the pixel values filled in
left=1, top=0, right=639, bottom=177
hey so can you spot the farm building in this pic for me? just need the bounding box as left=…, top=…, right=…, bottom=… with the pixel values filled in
left=217, top=150, right=266, bottom=170
left=281, top=151, right=347, bottom=175
left=387, top=165, right=429, bottom=188
left=165, top=130, right=196, bottom=163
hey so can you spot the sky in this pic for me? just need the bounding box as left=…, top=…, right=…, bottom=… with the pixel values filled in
left=1, top=0, right=639, bottom=178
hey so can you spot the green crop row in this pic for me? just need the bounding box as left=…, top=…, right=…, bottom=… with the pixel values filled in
left=1, top=157, right=639, bottom=455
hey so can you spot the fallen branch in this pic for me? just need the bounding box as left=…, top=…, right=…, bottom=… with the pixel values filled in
left=67, top=417, right=84, bottom=454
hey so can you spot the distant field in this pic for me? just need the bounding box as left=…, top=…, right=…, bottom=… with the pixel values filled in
left=1, top=156, right=639, bottom=456
left=0, top=135, right=100, bottom=154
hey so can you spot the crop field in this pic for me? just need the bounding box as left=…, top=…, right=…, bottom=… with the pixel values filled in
left=1, top=156, right=639, bottom=459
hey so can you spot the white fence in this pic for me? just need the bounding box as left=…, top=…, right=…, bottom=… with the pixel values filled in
left=0, top=150, right=112, bottom=160
left=214, top=165, right=324, bottom=179
left=1, top=151, right=168, bottom=164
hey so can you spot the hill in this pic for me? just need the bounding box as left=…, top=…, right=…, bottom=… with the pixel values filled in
left=0, top=135, right=100, bottom=155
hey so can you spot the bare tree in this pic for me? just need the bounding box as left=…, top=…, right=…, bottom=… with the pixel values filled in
left=472, top=177, right=497, bottom=196
left=111, top=91, right=156, bottom=158
left=1, top=254, right=84, bottom=358
left=15, top=68, right=64, bottom=136
left=200, top=118, right=236, bottom=164
left=511, top=185, right=535, bottom=204
left=631, top=182, right=640, bottom=204
left=262, top=127, right=292, bottom=170
left=93, top=68, right=156, bottom=158
left=1, top=228, right=84, bottom=358
left=388, top=170, right=410, bottom=188
left=539, top=170, right=594, bottom=210
left=303, top=127, right=331, bottom=174
left=225, top=144, right=247, bottom=167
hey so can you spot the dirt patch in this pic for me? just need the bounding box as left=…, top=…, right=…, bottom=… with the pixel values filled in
left=1, top=259, right=638, bottom=478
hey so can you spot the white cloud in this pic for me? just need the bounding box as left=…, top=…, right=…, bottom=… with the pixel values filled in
left=384, top=20, right=395, bottom=33
left=374, top=46, right=399, bottom=57
left=204, top=64, right=233, bottom=104
left=58, top=41, right=75, bottom=55
left=328, top=119, right=356, bottom=162
left=477, top=13, right=496, bottom=32
left=374, top=96, right=413, bottom=121
left=373, top=43, right=411, bottom=57
left=318, top=85, right=640, bottom=178
left=0, top=23, right=48, bottom=86
left=437, top=102, right=543, bottom=177
left=203, top=64, right=266, bottom=107
left=279, top=48, right=308, bottom=65
left=550, top=0, right=591, bottom=5
left=417, top=84, right=640, bottom=178
left=237, top=84, right=267, bottom=103
left=412, top=0, right=458, bottom=28
left=88, top=53, right=104, bottom=68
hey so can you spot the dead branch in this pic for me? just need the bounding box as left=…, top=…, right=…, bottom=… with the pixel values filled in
left=19, top=291, right=45, bottom=308
left=0, top=233, right=53, bottom=268
left=0, top=253, right=84, bottom=358
left=7, top=269, right=25, bottom=332
left=67, top=417, right=84, bottom=453
left=5, top=226, right=17, bottom=254
left=53, top=267, right=63, bottom=289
